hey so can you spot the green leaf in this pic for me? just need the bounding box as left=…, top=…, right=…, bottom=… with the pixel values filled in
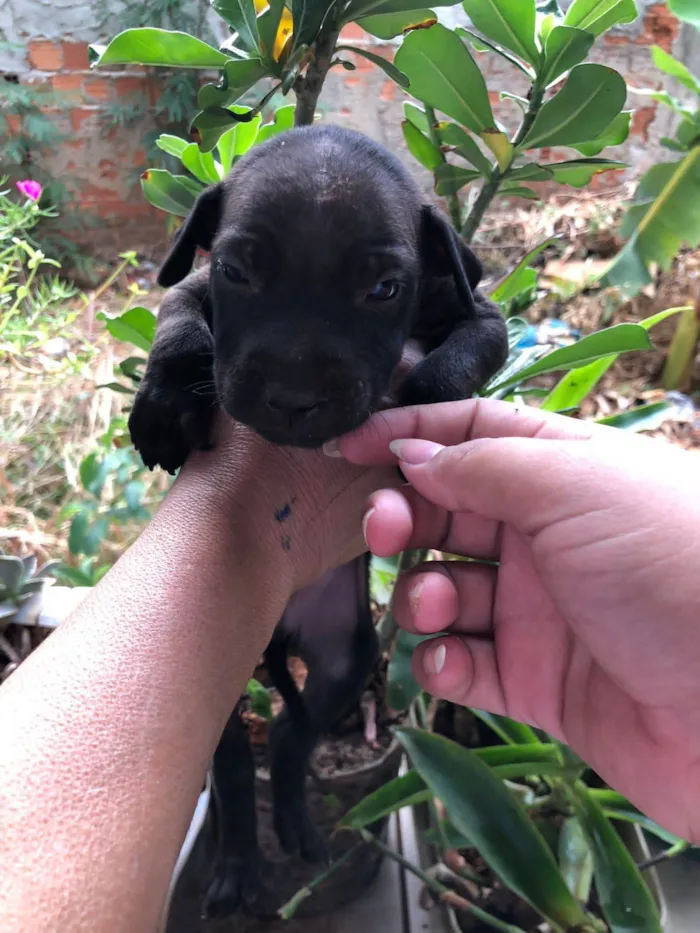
left=256, top=103, right=295, bottom=143
left=190, top=108, right=240, bottom=153
left=291, top=0, right=333, bottom=47
left=343, top=0, right=458, bottom=23
left=197, top=58, right=267, bottom=110
left=79, top=453, right=108, bottom=498
left=90, top=29, right=229, bottom=68
left=181, top=142, right=222, bottom=184
left=98, top=306, right=156, bottom=352
left=339, top=770, right=431, bottom=829
left=246, top=677, right=274, bottom=720
left=216, top=110, right=262, bottom=169
left=336, top=45, right=409, bottom=87
left=140, top=168, right=201, bottom=216
left=487, top=323, right=653, bottom=394
left=603, top=148, right=700, bottom=297
left=212, top=0, right=260, bottom=52
left=572, top=110, right=631, bottom=157
left=498, top=184, right=540, bottom=199
left=669, top=0, right=700, bottom=26
left=541, top=25, right=594, bottom=85
left=507, top=162, right=554, bottom=181
left=462, top=0, right=540, bottom=67
left=470, top=710, right=542, bottom=745
left=558, top=817, right=594, bottom=903
left=402, top=120, right=443, bottom=170
left=396, top=727, right=590, bottom=930
left=563, top=0, right=638, bottom=36
left=480, top=129, right=514, bottom=171
left=387, top=630, right=431, bottom=710
left=155, top=134, right=189, bottom=160
left=521, top=63, right=626, bottom=150
left=571, top=783, right=662, bottom=933
left=456, top=26, right=534, bottom=76
left=491, top=237, right=555, bottom=303
left=395, top=24, right=495, bottom=135
left=506, top=316, right=529, bottom=349
left=404, top=101, right=431, bottom=134
left=258, top=0, right=286, bottom=61
left=69, top=512, right=109, bottom=558
left=589, top=789, right=687, bottom=846
left=434, top=163, right=481, bottom=195
left=124, top=480, right=145, bottom=511
left=596, top=400, right=678, bottom=432
left=357, top=9, right=437, bottom=38
left=435, top=121, right=492, bottom=174
left=651, top=45, right=700, bottom=96
left=546, top=158, right=626, bottom=188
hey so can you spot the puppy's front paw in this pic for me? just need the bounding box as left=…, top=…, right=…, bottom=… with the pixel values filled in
left=273, top=800, right=328, bottom=863
left=129, top=376, right=216, bottom=475
left=201, top=854, right=262, bottom=919
left=399, top=365, right=478, bottom=407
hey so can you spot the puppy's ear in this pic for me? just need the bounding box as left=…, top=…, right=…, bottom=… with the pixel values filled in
left=420, top=204, right=483, bottom=313
left=157, top=183, right=223, bottom=287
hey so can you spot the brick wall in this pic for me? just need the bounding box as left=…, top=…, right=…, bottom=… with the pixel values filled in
left=2, top=4, right=697, bottom=260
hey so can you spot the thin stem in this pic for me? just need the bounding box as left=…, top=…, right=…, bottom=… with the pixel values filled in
left=377, top=548, right=429, bottom=653
left=277, top=841, right=366, bottom=919
left=638, top=839, right=691, bottom=872
left=360, top=830, right=527, bottom=933
left=294, top=26, right=340, bottom=126
left=424, top=105, right=462, bottom=230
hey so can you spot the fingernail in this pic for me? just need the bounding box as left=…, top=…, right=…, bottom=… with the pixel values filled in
left=408, top=579, right=423, bottom=618
left=323, top=439, right=342, bottom=458
left=389, top=439, right=443, bottom=466
left=424, top=642, right=447, bottom=676
left=362, top=507, right=375, bottom=547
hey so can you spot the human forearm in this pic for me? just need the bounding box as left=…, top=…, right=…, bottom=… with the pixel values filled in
left=0, top=470, right=290, bottom=933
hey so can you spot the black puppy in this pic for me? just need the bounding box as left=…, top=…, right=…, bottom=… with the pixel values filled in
left=130, top=125, right=507, bottom=917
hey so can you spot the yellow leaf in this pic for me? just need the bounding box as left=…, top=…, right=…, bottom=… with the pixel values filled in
left=480, top=130, right=514, bottom=172
left=274, top=8, right=294, bottom=61
left=254, top=0, right=268, bottom=13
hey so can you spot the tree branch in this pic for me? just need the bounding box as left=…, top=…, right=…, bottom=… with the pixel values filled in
left=294, top=26, right=340, bottom=126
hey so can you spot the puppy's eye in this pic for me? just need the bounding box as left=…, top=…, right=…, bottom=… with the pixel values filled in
left=216, top=259, right=250, bottom=286
left=367, top=279, right=401, bottom=302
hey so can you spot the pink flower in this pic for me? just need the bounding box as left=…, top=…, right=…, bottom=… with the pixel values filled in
left=16, top=179, right=42, bottom=202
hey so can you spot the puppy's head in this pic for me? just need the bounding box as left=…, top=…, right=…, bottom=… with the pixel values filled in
left=158, top=125, right=482, bottom=447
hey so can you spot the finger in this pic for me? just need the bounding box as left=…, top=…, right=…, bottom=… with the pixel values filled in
left=393, top=562, right=496, bottom=636
left=363, top=486, right=502, bottom=559
left=413, top=635, right=507, bottom=715
left=336, top=398, right=601, bottom=466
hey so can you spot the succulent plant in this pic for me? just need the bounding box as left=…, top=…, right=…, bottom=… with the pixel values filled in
left=0, top=552, right=59, bottom=630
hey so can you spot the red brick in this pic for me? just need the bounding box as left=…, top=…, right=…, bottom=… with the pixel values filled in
left=352, top=52, right=374, bottom=72
left=52, top=73, right=83, bottom=93
left=638, top=3, right=679, bottom=52
left=62, top=42, right=90, bottom=71
left=339, top=23, right=366, bottom=42
left=344, top=75, right=361, bottom=88
left=116, top=75, right=149, bottom=97
left=339, top=107, right=351, bottom=117
left=131, top=149, right=147, bottom=167
left=631, top=104, right=656, bottom=141
left=82, top=182, right=121, bottom=200
left=70, top=107, right=98, bottom=132
left=6, top=114, right=22, bottom=134
left=379, top=79, right=395, bottom=102
left=28, top=41, right=63, bottom=71
left=98, top=159, right=119, bottom=181
left=83, top=77, right=113, bottom=101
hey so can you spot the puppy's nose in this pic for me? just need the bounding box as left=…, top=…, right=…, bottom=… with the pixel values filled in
left=264, top=384, right=326, bottom=418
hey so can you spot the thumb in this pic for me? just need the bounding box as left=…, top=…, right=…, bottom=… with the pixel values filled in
left=389, top=436, right=604, bottom=536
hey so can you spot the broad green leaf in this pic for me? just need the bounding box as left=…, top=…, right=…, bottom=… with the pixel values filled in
left=506, top=316, right=529, bottom=349
left=256, top=103, right=295, bottom=143
left=669, top=0, right=700, bottom=26
left=90, top=29, right=229, bottom=68
left=462, top=0, right=540, bottom=67
left=290, top=0, right=333, bottom=46
left=651, top=45, right=700, bottom=96
left=387, top=630, right=431, bottom=710
left=402, top=120, right=442, bottom=170
left=343, top=0, right=458, bottom=23
left=597, top=400, right=678, bottom=432
left=521, top=63, right=626, bottom=150
left=538, top=11, right=557, bottom=42
left=257, top=0, right=286, bottom=61
left=507, top=162, right=554, bottom=181
left=471, top=710, right=542, bottom=744
left=357, top=9, right=437, bottom=38
left=246, top=677, right=274, bottom=720
left=500, top=89, right=529, bottom=109
left=434, top=163, right=481, bottom=195
left=181, top=142, right=222, bottom=184
left=336, top=44, right=409, bottom=87
left=487, top=323, right=653, bottom=394
left=79, top=453, right=108, bottom=498
left=155, top=134, right=189, bottom=160
left=480, top=129, right=514, bottom=171
left=541, top=24, right=594, bottom=85
left=491, top=238, right=555, bottom=303
left=124, top=480, right=145, bottom=511
left=631, top=87, right=694, bottom=120
left=69, top=511, right=108, bottom=558
left=404, top=101, right=431, bottom=134
left=572, top=110, right=631, bottom=157
left=571, top=783, right=662, bottom=933
left=498, top=184, right=540, bottom=199
left=546, top=158, right=626, bottom=188
left=98, top=306, right=156, bottom=352
left=395, top=24, right=495, bottom=135
left=217, top=110, right=262, bottom=164
left=339, top=770, right=431, bottom=829
left=435, top=121, right=492, bottom=174
left=191, top=108, right=240, bottom=153
left=558, top=817, right=594, bottom=903
left=140, top=168, right=201, bottom=215
left=589, top=789, right=688, bottom=846
left=197, top=58, right=267, bottom=110
left=603, top=148, right=700, bottom=296
left=212, top=0, right=260, bottom=51
left=563, top=0, right=638, bottom=36
left=397, top=728, right=590, bottom=930
left=456, top=26, right=534, bottom=76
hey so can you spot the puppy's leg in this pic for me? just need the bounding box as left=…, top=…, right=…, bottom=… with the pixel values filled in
left=401, top=286, right=509, bottom=405
left=128, top=267, right=216, bottom=474
left=201, top=707, right=262, bottom=919
left=266, top=556, right=378, bottom=862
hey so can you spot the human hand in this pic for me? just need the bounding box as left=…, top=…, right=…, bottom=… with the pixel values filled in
left=337, top=399, right=700, bottom=841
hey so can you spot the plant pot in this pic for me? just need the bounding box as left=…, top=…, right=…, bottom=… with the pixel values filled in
left=166, top=737, right=403, bottom=932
